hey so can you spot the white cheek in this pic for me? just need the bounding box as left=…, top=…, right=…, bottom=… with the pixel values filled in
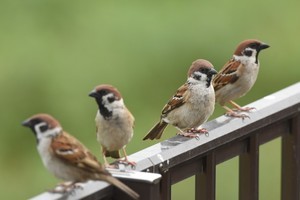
left=102, top=93, right=124, bottom=111
left=102, top=93, right=114, bottom=105
left=194, top=71, right=208, bottom=81
left=34, top=122, right=62, bottom=140
left=233, top=53, right=256, bottom=65
left=104, top=98, right=125, bottom=111
left=200, top=74, right=208, bottom=82
left=34, top=122, right=48, bottom=141
left=194, top=71, right=202, bottom=76
left=188, top=75, right=208, bottom=86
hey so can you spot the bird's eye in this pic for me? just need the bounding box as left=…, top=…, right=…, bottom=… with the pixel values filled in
left=200, top=68, right=209, bottom=74
left=99, top=90, right=108, bottom=96
left=249, top=43, right=258, bottom=49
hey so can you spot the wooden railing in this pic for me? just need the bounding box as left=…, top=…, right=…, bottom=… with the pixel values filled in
left=31, top=82, right=300, bottom=200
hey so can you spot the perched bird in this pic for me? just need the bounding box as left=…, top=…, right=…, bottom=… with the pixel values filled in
left=143, top=59, right=217, bottom=140
left=22, top=113, right=139, bottom=199
left=89, top=84, right=135, bottom=167
left=213, top=39, right=270, bottom=119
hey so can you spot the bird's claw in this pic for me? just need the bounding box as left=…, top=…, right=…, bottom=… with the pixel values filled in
left=232, top=106, right=256, bottom=112
left=187, top=128, right=208, bottom=134
left=177, top=128, right=209, bottom=139
left=50, top=182, right=83, bottom=194
left=225, top=111, right=250, bottom=120
left=118, top=159, right=136, bottom=169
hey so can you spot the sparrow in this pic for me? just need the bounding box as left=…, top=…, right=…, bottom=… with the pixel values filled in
left=89, top=84, right=136, bottom=167
left=213, top=39, right=270, bottom=119
left=143, top=59, right=217, bottom=140
left=22, top=113, right=139, bottom=199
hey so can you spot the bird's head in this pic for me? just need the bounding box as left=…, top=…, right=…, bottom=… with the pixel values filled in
left=22, top=113, right=62, bottom=143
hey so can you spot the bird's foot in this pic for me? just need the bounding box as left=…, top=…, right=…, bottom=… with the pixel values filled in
left=50, top=182, right=83, bottom=194
left=187, top=128, right=209, bottom=137
left=225, top=111, right=250, bottom=120
left=118, top=159, right=136, bottom=169
left=177, top=128, right=209, bottom=139
left=187, top=128, right=208, bottom=134
left=177, top=132, right=197, bottom=138
left=232, top=106, right=256, bottom=112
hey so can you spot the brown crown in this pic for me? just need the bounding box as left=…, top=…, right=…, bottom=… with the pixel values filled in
left=187, top=59, right=214, bottom=77
left=234, top=39, right=263, bottom=56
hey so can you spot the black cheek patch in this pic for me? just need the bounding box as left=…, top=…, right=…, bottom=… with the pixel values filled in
left=194, top=74, right=201, bottom=80
left=96, top=98, right=113, bottom=120
left=40, top=124, right=49, bottom=132
left=108, top=96, right=115, bottom=103
left=98, top=104, right=113, bottom=120
left=244, top=50, right=253, bottom=57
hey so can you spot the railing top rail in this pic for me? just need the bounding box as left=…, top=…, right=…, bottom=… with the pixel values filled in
left=132, top=82, right=300, bottom=172
left=31, top=82, right=300, bottom=200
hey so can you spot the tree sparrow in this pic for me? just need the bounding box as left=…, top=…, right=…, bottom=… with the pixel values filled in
left=89, top=84, right=135, bottom=167
left=22, top=113, right=139, bottom=199
left=213, top=39, right=270, bottom=119
left=143, top=59, right=217, bottom=140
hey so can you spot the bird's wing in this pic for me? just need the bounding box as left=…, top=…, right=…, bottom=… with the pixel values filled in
left=161, top=83, right=189, bottom=115
left=213, top=59, right=240, bottom=91
left=51, top=132, right=104, bottom=173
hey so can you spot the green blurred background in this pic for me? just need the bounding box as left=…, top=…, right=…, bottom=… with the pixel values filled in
left=0, top=0, right=299, bottom=199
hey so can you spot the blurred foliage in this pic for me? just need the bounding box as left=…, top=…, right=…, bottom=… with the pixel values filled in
left=0, top=0, right=299, bottom=199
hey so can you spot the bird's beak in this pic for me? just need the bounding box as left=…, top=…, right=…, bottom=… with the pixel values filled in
left=88, top=89, right=97, bottom=98
left=21, top=119, right=31, bottom=127
left=259, top=43, right=270, bottom=50
left=209, top=68, right=218, bottom=76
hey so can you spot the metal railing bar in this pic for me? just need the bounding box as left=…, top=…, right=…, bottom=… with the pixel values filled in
left=30, top=181, right=112, bottom=200
left=169, top=158, right=203, bottom=185
left=129, top=83, right=300, bottom=174
left=161, top=171, right=172, bottom=200
left=239, top=134, right=259, bottom=200
left=257, top=119, right=290, bottom=145
left=281, top=115, right=300, bottom=200
left=215, top=140, right=247, bottom=164
left=195, top=152, right=216, bottom=200
left=30, top=82, right=300, bottom=200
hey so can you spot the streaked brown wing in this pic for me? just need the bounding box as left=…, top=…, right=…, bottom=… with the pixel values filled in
left=213, top=59, right=240, bottom=91
left=51, top=132, right=102, bottom=173
left=161, top=83, right=188, bottom=115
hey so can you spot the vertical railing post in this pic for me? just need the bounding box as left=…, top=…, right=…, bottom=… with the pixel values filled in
left=195, top=153, right=216, bottom=200
left=239, top=134, right=259, bottom=200
left=161, top=170, right=171, bottom=200
left=281, top=115, right=300, bottom=200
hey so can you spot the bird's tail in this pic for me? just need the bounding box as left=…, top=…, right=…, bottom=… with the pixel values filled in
left=101, top=174, right=140, bottom=199
left=143, top=121, right=168, bottom=140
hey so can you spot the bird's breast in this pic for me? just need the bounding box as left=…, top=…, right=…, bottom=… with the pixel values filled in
left=95, top=110, right=134, bottom=151
left=164, top=84, right=215, bottom=129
